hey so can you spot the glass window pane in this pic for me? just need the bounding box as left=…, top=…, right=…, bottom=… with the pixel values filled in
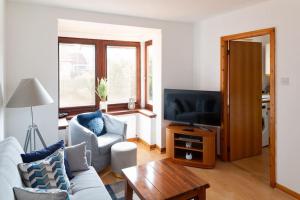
left=147, top=45, right=153, bottom=104
left=59, top=43, right=95, bottom=108
left=107, top=46, right=137, bottom=104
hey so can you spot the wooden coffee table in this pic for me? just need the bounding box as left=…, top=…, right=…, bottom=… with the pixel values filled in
left=122, top=159, right=209, bottom=200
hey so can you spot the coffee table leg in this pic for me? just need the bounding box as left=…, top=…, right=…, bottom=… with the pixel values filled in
left=193, top=188, right=206, bottom=200
left=194, top=188, right=206, bottom=200
left=125, top=179, right=133, bottom=200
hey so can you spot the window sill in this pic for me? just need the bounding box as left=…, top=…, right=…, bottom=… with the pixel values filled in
left=108, top=109, right=156, bottom=118
left=58, top=118, right=69, bottom=130
left=63, top=108, right=156, bottom=121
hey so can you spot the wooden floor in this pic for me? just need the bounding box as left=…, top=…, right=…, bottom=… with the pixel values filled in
left=232, top=147, right=269, bottom=184
left=100, top=143, right=295, bottom=200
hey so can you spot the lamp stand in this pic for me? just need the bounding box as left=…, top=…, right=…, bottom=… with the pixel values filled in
left=23, top=107, right=47, bottom=152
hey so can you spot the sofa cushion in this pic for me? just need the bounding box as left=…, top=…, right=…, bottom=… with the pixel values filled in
left=13, top=187, right=70, bottom=200
left=18, top=148, right=71, bottom=191
left=70, top=187, right=111, bottom=200
left=97, top=133, right=123, bottom=155
left=65, top=142, right=89, bottom=172
left=20, top=140, right=74, bottom=180
left=69, top=167, right=111, bottom=200
left=70, top=167, right=103, bottom=193
left=77, top=111, right=106, bottom=136
left=21, top=140, right=64, bottom=163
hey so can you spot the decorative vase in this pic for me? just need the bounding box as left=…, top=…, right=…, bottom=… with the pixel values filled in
left=185, top=152, right=193, bottom=160
left=128, top=98, right=135, bottom=110
left=99, top=100, right=108, bottom=112
left=185, top=142, right=192, bottom=148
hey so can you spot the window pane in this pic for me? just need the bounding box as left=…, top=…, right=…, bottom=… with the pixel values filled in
left=147, top=45, right=153, bottom=104
left=59, top=43, right=95, bottom=108
left=107, top=46, right=137, bottom=104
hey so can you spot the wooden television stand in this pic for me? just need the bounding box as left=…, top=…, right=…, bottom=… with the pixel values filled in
left=166, top=124, right=216, bottom=168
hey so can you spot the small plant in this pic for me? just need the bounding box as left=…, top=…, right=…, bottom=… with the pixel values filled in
left=95, top=77, right=108, bottom=101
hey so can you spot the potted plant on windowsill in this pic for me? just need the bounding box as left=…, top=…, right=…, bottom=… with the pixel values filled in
left=96, top=77, right=108, bottom=112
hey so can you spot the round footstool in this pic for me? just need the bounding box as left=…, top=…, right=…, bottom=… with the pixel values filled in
left=111, top=141, right=137, bottom=178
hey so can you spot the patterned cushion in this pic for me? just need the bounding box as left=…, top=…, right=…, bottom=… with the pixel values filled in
left=18, top=148, right=71, bottom=191
left=77, top=111, right=106, bottom=136
left=20, top=140, right=74, bottom=180
left=13, top=187, right=70, bottom=200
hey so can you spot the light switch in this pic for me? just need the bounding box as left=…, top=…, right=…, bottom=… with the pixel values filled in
left=280, top=77, right=290, bottom=86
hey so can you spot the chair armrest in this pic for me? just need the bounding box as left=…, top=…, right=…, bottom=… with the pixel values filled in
left=69, top=116, right=99, bottom=154
left=86, top=150, right=92, bottom=166
left=103, top=114, right=127, bottom=140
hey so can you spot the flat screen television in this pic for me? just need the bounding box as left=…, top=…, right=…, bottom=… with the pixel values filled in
left=164, top=89, right=221, bottom=126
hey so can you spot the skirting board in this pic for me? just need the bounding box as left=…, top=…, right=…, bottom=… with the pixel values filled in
left=127, top=138, right=165, bottom=154
left=276, top=184, right=300, bottom=199
left=155, top=146, right=166, bottom=154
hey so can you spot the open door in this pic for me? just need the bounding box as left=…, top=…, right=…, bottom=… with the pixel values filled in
left=229, top=41, right=262, bottom=161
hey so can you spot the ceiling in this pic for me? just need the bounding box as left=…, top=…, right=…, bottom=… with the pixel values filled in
left=10, top=0, right=269, bottom=22
left=58, top=19, right=161, bottom=41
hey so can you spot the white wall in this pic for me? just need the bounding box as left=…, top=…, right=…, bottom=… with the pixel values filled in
left=0, top=0, right=5, bottom=141
left=114, top=114, right=137, bottom=139
left=137, top=114, right=156, bottom=145
left=5, top=2, right=194, bottom=148
left=193, top=0, right=300, bottom=193
left=114, top=113, right=156, bottom=145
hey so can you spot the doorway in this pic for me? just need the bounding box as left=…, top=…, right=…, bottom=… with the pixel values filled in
left=220, top=28, right=276, bottom=187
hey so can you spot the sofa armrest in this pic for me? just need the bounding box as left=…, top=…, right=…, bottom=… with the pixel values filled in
left=103, top=114, right=127, bottom=140
left=86, top=150, right=92, bottom=166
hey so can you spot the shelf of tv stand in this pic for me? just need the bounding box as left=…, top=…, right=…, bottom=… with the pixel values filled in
left=174, top=145, right=203, bottom=152
left=166, top=124, right=216, bottom=169
left=174, top=138, right=203, bottom=144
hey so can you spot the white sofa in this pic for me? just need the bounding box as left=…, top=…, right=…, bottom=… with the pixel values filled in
left=0, top=137, right=112, bottom=200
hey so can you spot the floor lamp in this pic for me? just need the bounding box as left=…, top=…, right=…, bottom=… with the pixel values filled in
left=6, top=78, right=54, bottom=152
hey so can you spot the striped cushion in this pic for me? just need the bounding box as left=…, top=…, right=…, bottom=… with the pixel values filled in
left=18, top=148, right=71, bottom=191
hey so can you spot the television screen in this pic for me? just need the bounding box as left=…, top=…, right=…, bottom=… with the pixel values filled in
left=164, top=89, right=221, bottom=126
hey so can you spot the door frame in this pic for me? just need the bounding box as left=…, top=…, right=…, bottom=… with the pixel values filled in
left=220, top=28, right=276, bottom=187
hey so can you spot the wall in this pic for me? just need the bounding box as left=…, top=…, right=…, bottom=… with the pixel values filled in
left=193, top=0, right=300, bottom=193
left=0, top=0, right=5, bottom=141
left=5, top=2, right=194, bottom=148
left=113, top=113, right=156, bottom=145
left=137, top=114, right=156, bottom=145
left=114, top=114, right=137, bottom=139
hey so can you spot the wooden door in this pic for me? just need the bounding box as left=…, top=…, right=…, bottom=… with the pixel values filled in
left=229, top=41, right=262, bottom=161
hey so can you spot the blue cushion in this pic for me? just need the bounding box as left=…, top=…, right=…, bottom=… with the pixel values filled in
left=21, top=140, right=74, bottom=180
left=77, top=110, right=106, bottom=136
left=21, top=140, right=64, bottom=162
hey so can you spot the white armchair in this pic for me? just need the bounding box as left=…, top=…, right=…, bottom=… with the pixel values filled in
left=69, top=113, right=127, bottom=172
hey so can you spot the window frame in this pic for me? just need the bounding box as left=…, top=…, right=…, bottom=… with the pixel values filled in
left=144, top=40, right=153, bottom=111
left=103, top=40, right=141, bottom=111
left=58, top=37, right=141, bottom=114
left=58, top=37, right=100, bottom=115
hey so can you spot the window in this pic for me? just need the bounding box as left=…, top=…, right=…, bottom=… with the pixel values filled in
left=107, top=46, right=137, bottom=104
left=58, top=38, right=141, bottom=114
left=145, top=40, right=153, bottom=111
left=59, top=38, right=97, bottom=114
left=104, top=41, right=141, bottom=111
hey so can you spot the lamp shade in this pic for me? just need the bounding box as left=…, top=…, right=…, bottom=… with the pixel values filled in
left=6, top=78, right=54, bottom=108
